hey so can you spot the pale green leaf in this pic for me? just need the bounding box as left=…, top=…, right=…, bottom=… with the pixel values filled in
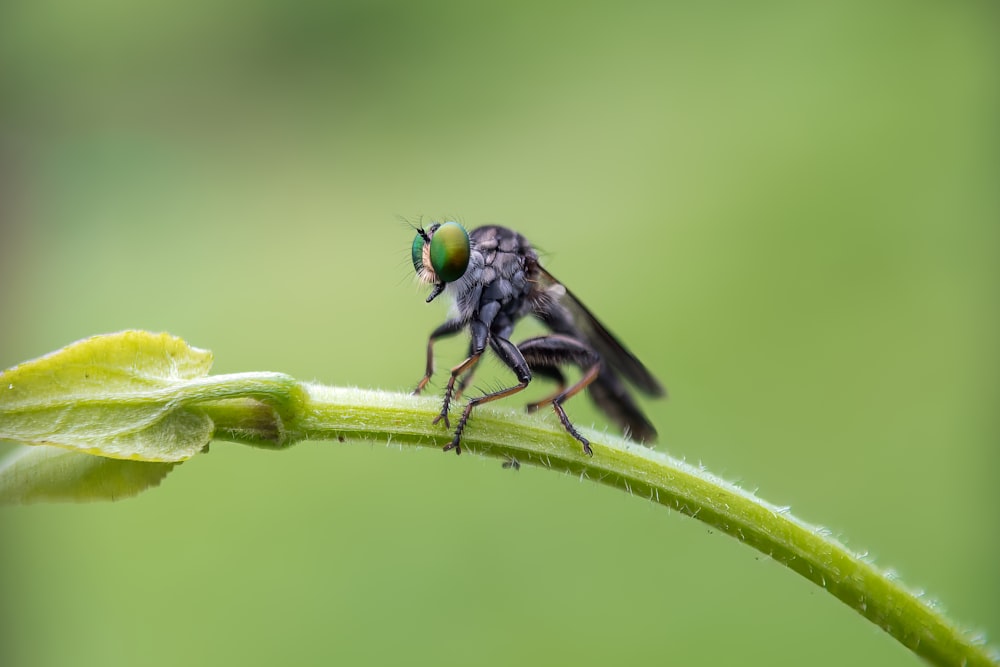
left=0, top=444, right=178, bottom=503
left=0, top=331, right=217, bottom=461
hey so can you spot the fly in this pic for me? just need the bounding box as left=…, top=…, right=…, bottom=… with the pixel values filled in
left=410, top=221, right=665, bottom=456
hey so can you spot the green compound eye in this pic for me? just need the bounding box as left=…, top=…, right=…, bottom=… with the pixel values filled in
left=429, top=222, right=470, bottom=282
left=411, top=233, right=425, bottom=273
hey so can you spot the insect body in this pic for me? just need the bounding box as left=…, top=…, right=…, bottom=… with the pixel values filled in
left=411, top=221, right=664, bottom=455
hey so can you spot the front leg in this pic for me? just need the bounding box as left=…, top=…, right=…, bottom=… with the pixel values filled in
left=413, top=317, right=465, bottom=395
left=453, top=352, right=482, bottom=402
left=445, top=333, right=532, bottom=455
left=433, top=319, right=490, bottom=430
left=433, top=351, right=482, bottom=429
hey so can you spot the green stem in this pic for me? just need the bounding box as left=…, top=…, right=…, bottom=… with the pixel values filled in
left=200, top=383, right=996, bottom=667
left=2, top=335, right=995, bottom=667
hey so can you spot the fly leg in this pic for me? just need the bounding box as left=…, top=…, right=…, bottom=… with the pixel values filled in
left=444, top=335, right=532, bottom=455
left=453, top=354, right=482, bottom=402
left=525, top=367, right=566, bottom=413
left=433, top=352, right=481, bottom=429
left=433, top=319, right=489, bottom=430
left=517, top=334, right=601, bottom=456
left=413, top=317, right=465, bottom=395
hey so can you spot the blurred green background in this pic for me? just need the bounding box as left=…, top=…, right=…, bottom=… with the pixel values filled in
left=1, top=1, right=997, bottom=665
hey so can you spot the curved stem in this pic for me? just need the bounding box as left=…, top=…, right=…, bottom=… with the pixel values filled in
left=2, top=356, right=995, bottom=666
left=210, top=383, right=994, bottom=667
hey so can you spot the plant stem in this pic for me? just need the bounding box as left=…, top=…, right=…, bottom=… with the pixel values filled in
left=203, top=383, right=996, bottom=667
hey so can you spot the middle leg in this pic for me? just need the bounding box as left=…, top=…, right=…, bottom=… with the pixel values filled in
left=444, top=335, right=532, bottom=455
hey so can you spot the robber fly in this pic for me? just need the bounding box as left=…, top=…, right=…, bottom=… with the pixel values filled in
left=410, top=221, right=665, bottom=456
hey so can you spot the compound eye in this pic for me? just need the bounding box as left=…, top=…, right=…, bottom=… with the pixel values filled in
left=429, top=222, right=470, bottom=282
left=411, top=233, right=425, bottom=273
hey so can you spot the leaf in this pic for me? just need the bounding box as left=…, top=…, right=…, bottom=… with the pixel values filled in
left=0, top=444, right=178, bottom=503
left=0, top=331, right=216, bottom=462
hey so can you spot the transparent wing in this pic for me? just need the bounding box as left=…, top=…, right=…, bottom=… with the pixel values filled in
left=530, top=267, right=665, bottom=442
left=535, top=268, right=665, bottom=397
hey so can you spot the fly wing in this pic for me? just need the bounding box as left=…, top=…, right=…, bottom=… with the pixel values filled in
left=531, top=267, right=664, bottom=443
left=535, top=268, right=665, bottom=397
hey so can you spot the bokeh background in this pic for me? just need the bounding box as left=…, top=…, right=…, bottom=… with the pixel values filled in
left=1, top=1, right=997, bottom=665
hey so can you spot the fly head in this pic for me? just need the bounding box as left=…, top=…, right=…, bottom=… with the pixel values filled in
left=411, top=221, right=471, bottom=303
